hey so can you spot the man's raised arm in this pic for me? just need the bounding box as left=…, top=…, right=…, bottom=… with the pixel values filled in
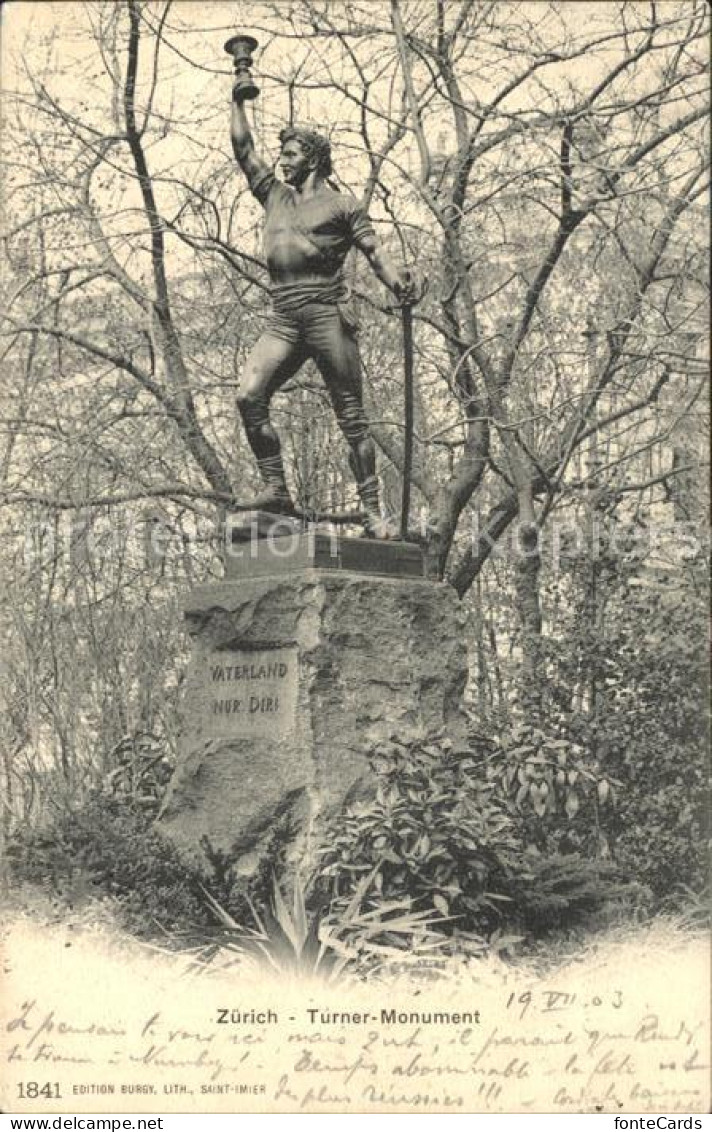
left=230, top=96, right=273, bottom=203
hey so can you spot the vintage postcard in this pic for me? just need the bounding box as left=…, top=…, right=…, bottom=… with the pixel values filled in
left=1, top=0, right=709, bottom=1116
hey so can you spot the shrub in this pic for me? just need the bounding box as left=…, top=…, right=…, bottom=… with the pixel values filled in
left=104, top=732, right=174, bottom=816
left=317, top=736, right=520, bottom=929
left=497, top=541, right=709, bottom=902
left=549, top=570, right=710, bottom=899
left=480, top=722, right=617, bottom=857
left=599, top=581, right=709, bottom=898
left=502, top=852, right=647, bottom=932
left=7, top=793, right=213, bottom=935
left=315, top=735, right=632, bottom=938
left=203, top=870, right=453, bottom=980
left=8, top=730, right=654, bottom=951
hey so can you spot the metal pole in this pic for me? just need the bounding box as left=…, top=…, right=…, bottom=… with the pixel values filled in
left=400, top=302, right=414, bottom=539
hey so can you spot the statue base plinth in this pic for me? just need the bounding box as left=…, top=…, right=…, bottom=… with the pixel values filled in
left=224, top=524, right=433, bottom=580
left=228, top=510, right=303, bottom=541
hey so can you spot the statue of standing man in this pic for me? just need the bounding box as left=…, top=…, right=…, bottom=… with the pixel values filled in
left=229, top=48, right=420, bottom=539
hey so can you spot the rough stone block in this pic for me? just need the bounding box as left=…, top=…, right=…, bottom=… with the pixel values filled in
left=158, top=571, right=468, bottom=879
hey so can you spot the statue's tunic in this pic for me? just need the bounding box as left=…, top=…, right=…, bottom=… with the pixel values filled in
left=240, top=163, right=377, bottom=454
left=247, top=164, right=375, bottom=332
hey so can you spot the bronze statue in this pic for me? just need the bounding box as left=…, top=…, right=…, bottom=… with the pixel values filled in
left=228, top=37, right=419, bottom=539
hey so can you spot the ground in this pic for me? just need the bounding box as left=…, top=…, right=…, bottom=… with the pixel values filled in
left=1, top=883, right=708, bottom=1115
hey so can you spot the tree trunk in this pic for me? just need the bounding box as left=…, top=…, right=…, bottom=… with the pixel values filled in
left=513, top=519, right=543, bottom=721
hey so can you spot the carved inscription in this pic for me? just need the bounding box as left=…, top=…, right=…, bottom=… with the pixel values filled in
left=202, top=647, right=297, bottom=736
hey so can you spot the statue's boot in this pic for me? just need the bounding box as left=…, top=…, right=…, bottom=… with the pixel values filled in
left=349, top=462, right=399, bottom=540
left=252, top=455, right=296, bottom=516
left=364, top=513, right=400, bottom=539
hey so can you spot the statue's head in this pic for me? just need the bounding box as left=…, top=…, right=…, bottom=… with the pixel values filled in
left=278, top=125, right=333, bottom=181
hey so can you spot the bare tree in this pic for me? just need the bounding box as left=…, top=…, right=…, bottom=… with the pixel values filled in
left=0, top=2, right=708, bottom=758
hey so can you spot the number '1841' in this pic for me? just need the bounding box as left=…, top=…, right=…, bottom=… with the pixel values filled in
left=18, top=1082, right=61, bottom=1100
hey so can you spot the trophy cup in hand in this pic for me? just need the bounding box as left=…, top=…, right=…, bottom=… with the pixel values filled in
left=224, top=35, right=259, bottom=102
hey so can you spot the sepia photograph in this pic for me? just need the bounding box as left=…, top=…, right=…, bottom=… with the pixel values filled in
left=1, top=0, right=709, bottom=1118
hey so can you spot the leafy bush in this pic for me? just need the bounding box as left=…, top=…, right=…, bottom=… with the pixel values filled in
left=547, top=566, right=710, bottom=898
left=598, top=580, right=709, bottom=897
left=104, top=732, right=174, bottom=816
left=316, top=735, right=632, bottom=938
left=9, top=709, right=669, bottom=954
left=507, top=530, right=709, bottom=902
left=317, top=735, right=521, bottom=929
left=481, top=722, right=617, bottom=857
left=7, top=793, right=214, bottom=935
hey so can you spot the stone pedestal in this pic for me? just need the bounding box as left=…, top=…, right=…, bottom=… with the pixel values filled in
left=158, top=549, right=467, bottom=879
